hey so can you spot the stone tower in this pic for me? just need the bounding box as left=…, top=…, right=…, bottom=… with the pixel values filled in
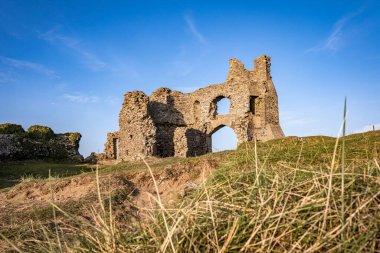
left=104, top=55, right=284, bottom=160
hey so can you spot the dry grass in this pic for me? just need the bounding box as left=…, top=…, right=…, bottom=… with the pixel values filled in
left=1, top=131, right=380, bottom=252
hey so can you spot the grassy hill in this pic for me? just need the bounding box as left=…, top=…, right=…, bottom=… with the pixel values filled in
left=0, top=130, right=379, bottom=252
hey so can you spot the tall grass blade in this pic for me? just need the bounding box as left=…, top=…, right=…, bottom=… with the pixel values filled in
left=341, top=97, right=347, bottom=243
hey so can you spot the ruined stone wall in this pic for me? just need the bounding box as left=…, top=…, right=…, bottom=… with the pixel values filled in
left=104, top=55, right=284, bottom=161
left=104, top=131, right=119, bottom=159
left=147, top=88, right=204, bottom=157
left=117, top=91, right=156, bottom=160
left=0, top=124, right=83, bottom=162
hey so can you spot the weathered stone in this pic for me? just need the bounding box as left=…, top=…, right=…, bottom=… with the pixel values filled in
left=118, top=91, right=157, bottom=160
left=0, top=126, right=84, bottom=162
left=104, top=132, right=120, bottom=159
left=103, top=55, right=285, bottom=161
left=84, top=152, right=98, bottom=164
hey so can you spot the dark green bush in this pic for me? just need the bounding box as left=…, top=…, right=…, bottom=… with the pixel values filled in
left=27, top=125, right=55, bottom=140
left=0, top=123, right=25, bottom=134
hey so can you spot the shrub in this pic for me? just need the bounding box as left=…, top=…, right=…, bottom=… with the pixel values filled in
left=27, top=125, right=55, bottom=140
left=0, top=123, right=25, bottom=134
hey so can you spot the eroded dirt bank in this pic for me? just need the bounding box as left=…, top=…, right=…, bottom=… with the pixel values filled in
left=0, top=157, right=220, bottom=230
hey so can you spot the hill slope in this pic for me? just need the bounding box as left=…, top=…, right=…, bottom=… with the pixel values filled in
left=1, top=131, right=379, bottom=252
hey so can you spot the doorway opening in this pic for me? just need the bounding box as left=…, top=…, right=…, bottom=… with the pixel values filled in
left=113, top=138, right=119, bottom=159
left=211, top=125, right=237, bottom=152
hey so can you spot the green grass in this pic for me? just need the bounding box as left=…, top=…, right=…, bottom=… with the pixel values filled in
left=1, top=130, right=380, bottom=252
left=0, top=160, right=95, bottom=189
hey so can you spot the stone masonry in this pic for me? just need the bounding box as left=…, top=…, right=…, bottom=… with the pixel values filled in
left=0, top=126, right=83, bottom=162
left=104, top=55, right=284, bottom=160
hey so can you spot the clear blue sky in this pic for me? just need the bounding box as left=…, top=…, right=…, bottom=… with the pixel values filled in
left=1, top=0, right=379, bottom=156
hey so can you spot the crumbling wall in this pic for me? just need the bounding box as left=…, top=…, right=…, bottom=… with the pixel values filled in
left=104, top=131, right=120, bottom=159
left=104, top=55, right=284, bottom=161
left=148, top=88, right=190, bottom=157
left=172, top=127, right=208, bottom=157
left=0, top=124, right=83, bottom=162
left=118, top=91, right=156, bottom=160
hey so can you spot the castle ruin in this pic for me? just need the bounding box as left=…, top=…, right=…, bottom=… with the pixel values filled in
left=104, top=55, right=284, bottom=160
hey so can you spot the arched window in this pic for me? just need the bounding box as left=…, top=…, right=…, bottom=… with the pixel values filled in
left=211, top=125, right=237, bottom=152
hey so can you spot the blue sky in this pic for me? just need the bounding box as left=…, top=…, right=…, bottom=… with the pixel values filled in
left=0, top=0, right=379, bottom=156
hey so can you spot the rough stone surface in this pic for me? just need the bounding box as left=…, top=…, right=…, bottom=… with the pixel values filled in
left=84, top=152, right=98, bottom=164
left=0, top=126, right=83, bottom=162
left=103, top=55, right=285, bottom=160
left=118, top=91, right=157, bottom=160
left=104, top=132, right=120, bottom=159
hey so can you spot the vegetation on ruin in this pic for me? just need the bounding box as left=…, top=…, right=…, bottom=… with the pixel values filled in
left=0, top=124, right=82, bottom=145
left=1, top=130, right=380, bottom=252
left=0, top=123, right=25, bottom=135
left=64, top=132, right=81, bottom=144
left=27, top=125, right=55, bottom=140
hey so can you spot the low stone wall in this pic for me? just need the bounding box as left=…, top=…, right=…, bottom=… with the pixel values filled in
left=0, top=124, right=83, bottom=162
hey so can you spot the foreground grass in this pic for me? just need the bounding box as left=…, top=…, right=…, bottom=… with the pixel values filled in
left=2, top=131, right=380, bottom=252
